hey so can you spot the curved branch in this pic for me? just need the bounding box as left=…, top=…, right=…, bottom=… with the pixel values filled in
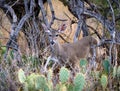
left=84, top=9, right=116, bottom=34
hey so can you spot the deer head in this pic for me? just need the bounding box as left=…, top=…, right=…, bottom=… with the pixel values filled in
left=42, top=23, right=67, bottom=46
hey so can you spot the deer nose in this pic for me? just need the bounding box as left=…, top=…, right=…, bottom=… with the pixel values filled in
left=51, top=41, right=54, bottom=45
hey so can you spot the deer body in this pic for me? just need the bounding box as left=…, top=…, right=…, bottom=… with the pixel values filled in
left=52, top=36, right=97, bottom=65
left=42, top=24, right=98, bottom=72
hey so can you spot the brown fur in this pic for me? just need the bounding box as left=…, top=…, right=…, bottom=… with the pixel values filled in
left=52, top=36, right=98, bottom=67
left=42, top=24, right=98, bottom=72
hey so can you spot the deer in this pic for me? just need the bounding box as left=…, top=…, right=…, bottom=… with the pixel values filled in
left=42, top=23, right=98, bottom=72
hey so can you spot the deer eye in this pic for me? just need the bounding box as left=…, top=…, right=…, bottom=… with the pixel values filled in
left=49, top=34, right=52, bottom=37
left=56, top=34, right=59, bottom=37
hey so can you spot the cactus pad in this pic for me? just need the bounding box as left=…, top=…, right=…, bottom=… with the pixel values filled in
left=59, top=67, right=70, bottom=83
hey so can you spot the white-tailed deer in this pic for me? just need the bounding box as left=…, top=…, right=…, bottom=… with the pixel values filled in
left=42, top=24, right=98, bottom=72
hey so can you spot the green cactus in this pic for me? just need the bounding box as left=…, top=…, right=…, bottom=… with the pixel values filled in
left=100, top=74, right=108, bottom=89
left=61, top=84, right=67, bottom=91
left=102, top=59, right=110, bottom=74
left=18, top=69, right=26, bottom=83
left=1, top=46, right=6, bottom=55
left=80, top=59, right=88, bottom=73
left=47, top=69, right=53, bottom=91
left=79, top=58, right=88, bottom=67
left=25, top=73, right=49, bottom=91
left=47, top=69, right=53, bottom=81
left=59, top=67, right=70, bottom=83
left=94, top=71, right=100, bottom=80
left=26, top=73, right=37, bottom=91
left=117, top=66, right=120, bottom=78
left=48, top=81, right=53, bottom=91
left=113, top=65, right=117, bottom=78
left=23, top=82, right=28, bottom=91
left=34, top=75, right=47, bottom=90
left=55, top=84, right=61, bottom=91
left=67, top=84, right=74, bottom=91
left=74, top=73, right=86, bottom=91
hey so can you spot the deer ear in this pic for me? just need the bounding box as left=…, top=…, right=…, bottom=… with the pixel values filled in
left=58, top=23, right=67, bottom=32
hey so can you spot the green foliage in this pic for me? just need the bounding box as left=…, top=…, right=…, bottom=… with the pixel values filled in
left=60, top=84, right=67, bottom=91
left=18, top=69, right=26, bottom=83
left=117, top=66, right=120, bottom=78
left=79, top=59, right=88, bottom=67
left=102, top=59, right=110, bottom=74
left=0, top=46, right=6, bottom=56
left=34, top=75, right=47, bottom=90
left=100, top=74, right=108, bottom=89
left=18, top=70, right=49, bottom=91
left=47, top=69, right=53, bottom=81
left=59, top=67, right=70, bottom=83
left=67, top=84, right=74, bottom=91
left=113, top=65, right=117, bottom=78
left=26, top=73, right=36, bottom=91
left=26, top=74, right=48, bottom=91
left=93, top=70, right=100, bottom=80
left=80, top=59, right=88, bottom=73
left=74, top=73, right=86, bottom=91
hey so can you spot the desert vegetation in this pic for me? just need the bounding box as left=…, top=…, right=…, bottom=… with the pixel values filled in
left=0, top=0, right=120, bottom=91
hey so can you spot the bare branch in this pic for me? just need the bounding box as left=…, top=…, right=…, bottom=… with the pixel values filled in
left=14, top=13, right=32, bottom=36
left=107, top=0, right=115, bottom=25
left=74, top=19, right=83, bottom=41
left=24, top=0, right=29, bottom=13
left=47, top=0, right=55, bottom=27
left=84, top=9, right=116, bottom=34
left=30, top=0, right=35, bottom=14
left=4, top=4, right=17, bottom=23
left=38, top=0, right=49, bottom=26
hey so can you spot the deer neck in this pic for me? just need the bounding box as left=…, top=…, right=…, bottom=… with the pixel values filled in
left=51, top=41, right=63, bottom=56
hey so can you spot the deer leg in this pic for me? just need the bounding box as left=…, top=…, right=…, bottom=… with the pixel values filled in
left=44, top=56, right=59, bottom=72
left=44, top=56, right=52, bottom=72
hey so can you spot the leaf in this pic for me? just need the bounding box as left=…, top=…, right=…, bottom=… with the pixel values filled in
left=18, top=69, right=26, bottom=83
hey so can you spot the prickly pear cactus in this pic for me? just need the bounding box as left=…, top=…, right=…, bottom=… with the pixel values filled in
left=117, top=66, right=120, bottom=78
left=26, top=73, right=49, bottom=91
left=74, top=73, right=86, bottom=91
left=79, top=59, right=88, bottom=67
left=67, top=84, right=74, bottom=91
left=102, top=59, right=110, bottom=74
left=34, top=75, right=47, bottom=90
left=18, top=69, right=26, bottom=83
left=55, top=84, right=61, bottom=91
left=60, top=84, right=67, bottom=91
left=113, top=65, right=117, bottom=78
left=23, top=82, right=28, bottom=91
left=100, top=74, right=108, bottom=89
left=59, top=67, right=70, bottom=83
left=26, top=73, right=37, bottom=91
left=47, top=69, right=53, bottom=81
